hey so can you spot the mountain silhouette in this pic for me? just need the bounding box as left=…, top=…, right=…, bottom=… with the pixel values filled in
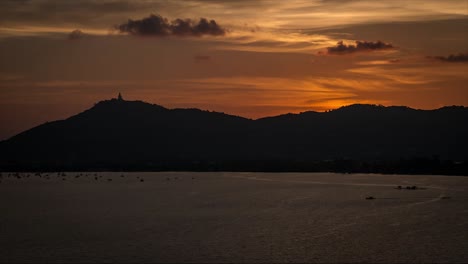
left=1, top=98, right=467, bottom=174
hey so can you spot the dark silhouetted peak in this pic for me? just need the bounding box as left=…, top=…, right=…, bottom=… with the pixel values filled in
left=75, top=99, right=168, bottom=119
left=0, top=99, right=467, bottom=172
left=91, top=98, right=166, bottom=110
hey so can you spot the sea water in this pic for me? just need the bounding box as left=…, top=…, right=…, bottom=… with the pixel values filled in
left=1, top=172, right=467, bottom=263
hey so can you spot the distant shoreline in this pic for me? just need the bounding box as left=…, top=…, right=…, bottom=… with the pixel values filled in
left=2, top=171, right=467, bottom=177
left=2, top=158, right=467, bottom=176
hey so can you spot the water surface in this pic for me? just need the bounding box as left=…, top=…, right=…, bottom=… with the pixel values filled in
left=1, top=172, right=467, bottom=263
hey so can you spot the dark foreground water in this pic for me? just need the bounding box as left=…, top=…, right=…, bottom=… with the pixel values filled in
left=1, top=172, right=467, bottom=263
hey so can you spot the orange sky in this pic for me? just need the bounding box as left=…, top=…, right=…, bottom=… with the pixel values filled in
left=0, top=0, right=467, bottom=139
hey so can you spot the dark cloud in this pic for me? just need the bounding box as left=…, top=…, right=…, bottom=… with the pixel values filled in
left=68, top=29, right=84, bottom=40
left=326, top=40, right=395, bottom=54
left=432, top=53, right=468, bottom=62
left=116, top=14, right=226, bottom=37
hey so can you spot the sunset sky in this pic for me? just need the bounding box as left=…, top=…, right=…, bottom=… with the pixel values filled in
left=0, top=0, right=467, bottom=139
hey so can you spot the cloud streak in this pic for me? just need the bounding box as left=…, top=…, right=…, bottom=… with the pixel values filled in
left=326, top=40, right=395, bottom=54
left=116, top=14, right=226, bottom=37
left=1, top=1, right=467, bottom=34
left=432, top=53, right=468, bottom=63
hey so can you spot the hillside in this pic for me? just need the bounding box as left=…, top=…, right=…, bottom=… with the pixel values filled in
left=1, top=98, right=467, bottom=174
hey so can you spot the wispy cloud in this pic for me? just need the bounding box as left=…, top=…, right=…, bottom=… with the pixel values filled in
left=348, top=66, right=433, bottom=85
left=326, top=40, right=395, bottom=55
left=430, top=53, right=468, bottom=63
left=1, top=0, right=467, bottom=37
left=214, top=30, right=336, bottom=54
left=348, top=60, right=468, bottom=86
left=175, top=76, right=394, bottom=114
